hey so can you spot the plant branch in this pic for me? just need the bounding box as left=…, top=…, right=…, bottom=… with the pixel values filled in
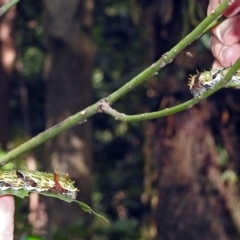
left=0, top=0, right=19, bottom=17
left=202, top=15, right=226, bottom=36
left=100, top=58, right=240, bottom=122
left=0, top=0, right=231, bottom=164
left=106, top=0, right=229, bottom=104
left=0, top=104, right=99, bottom=165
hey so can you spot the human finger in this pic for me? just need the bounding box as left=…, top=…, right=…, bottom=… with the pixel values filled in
left=212, top=59, right=223, bottom=69
left=224, top=0, right=240, bottom=17
left=208, top=0, right=240, bottom=17
left=212, top=14, right=240, bottom=45
left=0, top=196, right=14, bottom=240
left=211, top=35, right=240, bottom=67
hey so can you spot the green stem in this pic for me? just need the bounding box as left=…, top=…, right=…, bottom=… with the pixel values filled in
left=0, top=103, right=99, bottom=165
left=0, top=0, right=19, bottom=17
left=106, top=0, right=229, bottom=104
left=101, top=58, right=240, bottom=122
left=0, top=0, right=230, bottom=164
left=201, top=15, right=226, bottom=36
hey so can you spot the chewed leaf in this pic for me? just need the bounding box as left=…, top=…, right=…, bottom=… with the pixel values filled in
left=0, top=170, right=108, bottom=222
left=0, top=189, right=29, bottom=198
left=0, top=190, right=108, bottom=222
left=40, top=192, right=109, bottom=222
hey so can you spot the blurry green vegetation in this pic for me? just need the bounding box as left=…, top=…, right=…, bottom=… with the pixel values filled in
left=11, top=1, right=147, bottom=238
left=22, top=46, right=44, bottom=77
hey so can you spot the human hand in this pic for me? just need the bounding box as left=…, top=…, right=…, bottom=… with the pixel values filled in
left=208, top=0, right=240, bottom=68
left=0, top=196, right=14, bottom=240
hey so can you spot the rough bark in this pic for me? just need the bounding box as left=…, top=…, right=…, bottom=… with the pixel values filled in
left=142, top=1, right=240, bottom=239
left=43, top=0, right=95, bottom=233
left=154, top=105, right=240, bottom=240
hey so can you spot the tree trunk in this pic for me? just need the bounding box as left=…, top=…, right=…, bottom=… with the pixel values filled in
left=154, top=105, right=240, bottom=240
left=43, top=0, right=95, bottom=234
left=141, top=1, right=240, bottom=239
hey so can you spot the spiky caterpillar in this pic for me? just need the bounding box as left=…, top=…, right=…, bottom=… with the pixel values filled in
left=188, top=66, right=240, bottom=97
left=0, top=170, right=78, bottom=199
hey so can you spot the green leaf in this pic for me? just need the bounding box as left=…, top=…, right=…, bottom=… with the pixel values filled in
left=0, top=190, right=108, bottom=222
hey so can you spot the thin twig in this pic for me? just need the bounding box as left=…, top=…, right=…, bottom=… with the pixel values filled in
left=102, top=58, right=240, bottom=122
left=0, top=105, right=98, bottom=165
left=106, top=0, right=229, bottom=104
left=0, top=0, right=231, bottom=164
left=0, top=0, right=19, bottom=17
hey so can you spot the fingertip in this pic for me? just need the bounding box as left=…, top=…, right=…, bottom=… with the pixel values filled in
left=212, top=60, right=223, bottom=69
left=208, top=0, right=240, bottom=17
left=221, top=44, right=240, bottom=66
left=0, top=196, right=14, bottom=240
left=208, top=0, right=240, bottom=68
left=211, top=35, right=225, bottom=64
left=211, top=35, right=240, bottom=67
left=212, top=16, right=240, bottom=45
left=224, top=0, right=240, bottom=17
left=0, top=195, right=15, bottom=214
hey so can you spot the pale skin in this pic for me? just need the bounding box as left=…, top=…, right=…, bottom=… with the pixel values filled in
left=0, top=1, right=239, bottom=239
left=208, top=0, right=240, bottom=68
left=0, top=196, right=14, bottom=240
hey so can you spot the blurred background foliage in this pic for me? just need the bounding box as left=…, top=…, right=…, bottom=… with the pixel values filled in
left=2, top=0, right=240, bottom=239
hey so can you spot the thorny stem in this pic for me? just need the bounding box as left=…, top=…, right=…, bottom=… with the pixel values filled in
left=0, top=0, right=233, bottom=164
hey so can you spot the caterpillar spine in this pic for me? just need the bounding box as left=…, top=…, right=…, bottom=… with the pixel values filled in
left=0, top=170, right=79, bottom=199
left=188, top=67, right=240, bottom=97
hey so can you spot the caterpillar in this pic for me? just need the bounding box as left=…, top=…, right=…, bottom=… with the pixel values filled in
left=188, top=66, right=240, bottom=97
left=0, top=170, right=78, bottom=199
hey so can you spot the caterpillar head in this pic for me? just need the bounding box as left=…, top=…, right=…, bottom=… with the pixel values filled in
left=188, top=70, right=212, bottom=97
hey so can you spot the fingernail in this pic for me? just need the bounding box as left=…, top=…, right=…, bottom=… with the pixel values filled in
left=222, top=27, right=233, bottom=44
left=221, top=46, right=229, bottom=60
